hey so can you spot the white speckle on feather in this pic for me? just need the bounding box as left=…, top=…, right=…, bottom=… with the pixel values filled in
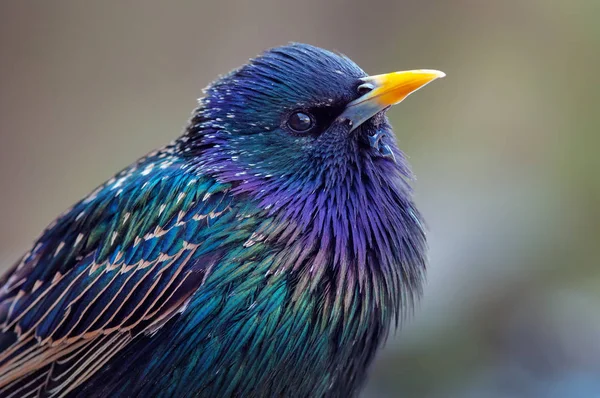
left=111, top=232, right=118, bottom=246
left=54, top=242, right=65, bottom=256
left=141, top=164, right=154, bottom=176
left=83, top=194, right=97, bottom=204
left=75, top=233, right=84, bottom=246
left=176, top=192, right=186, bottom=204
left=112, top=177, right=127, bottom=190
left=159, top=204, right=166, bottom=216
left=159, top=160, right=173, bottom=170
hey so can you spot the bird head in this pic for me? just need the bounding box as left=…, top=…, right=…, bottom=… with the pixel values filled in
left=177, top=43, right=442, bottom=319
left=182, top=43, right=444, bottom=206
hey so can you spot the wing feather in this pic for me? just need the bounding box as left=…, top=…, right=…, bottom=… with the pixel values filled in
left=0, top=151, right=236, bottom=396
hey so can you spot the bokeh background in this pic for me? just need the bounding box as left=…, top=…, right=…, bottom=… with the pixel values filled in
left=1, top=1, right=598, bottom=397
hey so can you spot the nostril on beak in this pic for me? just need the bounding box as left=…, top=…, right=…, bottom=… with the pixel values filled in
left=357, top=83, right=375, bottom=96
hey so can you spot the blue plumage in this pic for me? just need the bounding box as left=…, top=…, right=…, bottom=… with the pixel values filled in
left=0, top=43, right=443, bottom=397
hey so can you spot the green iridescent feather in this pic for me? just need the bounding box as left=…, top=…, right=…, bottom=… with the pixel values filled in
left=0, top=43, right=427, bottom=397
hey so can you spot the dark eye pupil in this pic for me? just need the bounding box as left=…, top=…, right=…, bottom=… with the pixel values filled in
left=288, top=112, right=313, bottom=132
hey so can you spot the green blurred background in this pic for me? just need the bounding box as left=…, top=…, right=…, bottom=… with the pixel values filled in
left=1, top=1, right=598, bottom=397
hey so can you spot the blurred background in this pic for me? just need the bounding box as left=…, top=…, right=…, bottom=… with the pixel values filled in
left=0, top=1, right=598, bottom=397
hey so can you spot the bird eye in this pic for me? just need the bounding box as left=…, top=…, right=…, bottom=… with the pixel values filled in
left=287, top=111, right=314, bottom=133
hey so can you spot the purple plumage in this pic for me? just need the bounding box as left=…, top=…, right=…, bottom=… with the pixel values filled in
left=0, top=43, right=443, bottom=397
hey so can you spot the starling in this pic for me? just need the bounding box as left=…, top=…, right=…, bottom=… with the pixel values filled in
left=0, top=43, right=444, bottom=397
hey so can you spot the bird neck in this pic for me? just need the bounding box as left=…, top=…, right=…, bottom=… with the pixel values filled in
left=178, top=114, right=427, bottom=329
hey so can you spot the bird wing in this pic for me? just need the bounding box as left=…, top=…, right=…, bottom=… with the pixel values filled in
left=0, top=153, right=241, bottom=396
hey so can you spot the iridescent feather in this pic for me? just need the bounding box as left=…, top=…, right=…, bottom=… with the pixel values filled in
left=0, top=44, right=427, bottom=397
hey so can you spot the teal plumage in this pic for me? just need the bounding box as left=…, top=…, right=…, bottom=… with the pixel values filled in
left=0, top=44, right=439, bottom=397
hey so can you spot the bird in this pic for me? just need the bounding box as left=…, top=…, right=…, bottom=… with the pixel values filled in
left=0, top=43, right=444, bottom=397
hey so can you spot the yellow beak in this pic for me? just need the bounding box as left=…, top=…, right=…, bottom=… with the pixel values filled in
left=340, top=69, right=446, bottom=131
